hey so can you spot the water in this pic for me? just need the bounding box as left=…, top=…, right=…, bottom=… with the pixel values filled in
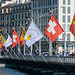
left=0, top=67, right=29, bottom=75
left=0, top=67, right=74, bottom=75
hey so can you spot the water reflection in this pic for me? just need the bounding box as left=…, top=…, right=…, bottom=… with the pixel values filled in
left=0, top=67, right=29, bottom=75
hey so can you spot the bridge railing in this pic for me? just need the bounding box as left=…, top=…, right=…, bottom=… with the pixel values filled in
left=24, top=56, right=75, bottom=64
left=1, top=55, right=75, bottom=64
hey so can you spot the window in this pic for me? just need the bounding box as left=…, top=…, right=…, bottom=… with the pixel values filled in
left=12, top=15, right=14, bottom=20
left=22, top=14, right=23, bottom=18
left=63, top=7, right=65, bottom=13
left=3, top=16, right=4, bottom=20
left=63, top=15, right=65, bottom=22
left=19, top=14, right=20, bottom=19
left=7, top=15, right=9, bottom=20
left=67, top=16, right=70, bottom=23
left=67, top=34, right=70, bottom=41
left=68, top=7, right=70, bottom=14
left=55, top=0, right=57, bottom=5
left=50, top=0, right=51, bottom=5
left=8, top=9, right=10, bottom=12
left=28, top=13, right=30, bottom=18
left=63, top=0, right=65, bottom=5
left=4, top=9, right=6, bottom=13
left=35, top=2, right=37, bottom=7
left=53, top=0, right=54, bottom=5
left=22, top=21, right=23, bottom=24
left=16, top=14, right=17, bottom=19
left=68, top=0, right=70, bottom=5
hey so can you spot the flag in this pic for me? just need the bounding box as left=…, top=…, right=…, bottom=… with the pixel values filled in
left=21, top=26, right=26, bottom=37
left=70, top=14, right=75, bottom=36
left=24, top=21, right=44, bottom=47
left=0, top=34, right=6, bottom=46
left=44, top=12, right=64, bottom=43
left=20, top=26, right=26, bottom=47
left=0, top=42, right=3, bottom=49
left=4, top=34, right=12, bottom=48
left=12, top=29, right=21, bottom=48
left=21, top=32, right=25, bottom=47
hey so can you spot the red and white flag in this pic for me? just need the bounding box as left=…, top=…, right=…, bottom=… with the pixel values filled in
left=44, top=12, right=64, bottom=43
left=12, top=29, right=21, bottom=48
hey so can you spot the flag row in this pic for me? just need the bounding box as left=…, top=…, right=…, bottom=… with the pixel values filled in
left=0, top=12, right=75, bottom=49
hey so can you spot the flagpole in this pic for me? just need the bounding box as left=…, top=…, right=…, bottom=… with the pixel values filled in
left=49, top=9, right=53, bottom=56
left=64, top=5, right=67, bottom=53
left=18, top=23, right=22, bottom=55
left=23, top=24, right=26, bottom=56
left=49, top=40, right=52, bottom=56
left=24, top=43, right=26, bottom=55
left=39, top=17, right=41, bottom=56
left=30, top=18, right=33, bottom=56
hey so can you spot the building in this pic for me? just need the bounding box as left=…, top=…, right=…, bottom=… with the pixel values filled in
left=11, top=2, right=31, bottom=53
left=0, top=4, right=13, bottom=37
left=31, top=0, right=75, bottom=54
left=0, top=0, right=75, bottom=56
left=58, top=0, right=75, bottom=53
left=0, top=2, right=31, bottom=55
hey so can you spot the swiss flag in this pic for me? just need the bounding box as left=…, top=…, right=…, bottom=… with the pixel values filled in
left=12, top=29, right=21, bottom=48
left=44, top=12, right=64, bottom=43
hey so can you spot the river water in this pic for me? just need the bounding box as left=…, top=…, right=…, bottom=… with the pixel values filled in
left=0, top=67, right=29, bottom=75
left=0, top=67, right=74, bottom=75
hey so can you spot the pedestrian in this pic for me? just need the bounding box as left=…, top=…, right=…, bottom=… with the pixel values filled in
left=64, top=52, right=66, bottom=56
left=32, top=52, right=35, bottom=56
left=71, top=52, right=74, bottom=57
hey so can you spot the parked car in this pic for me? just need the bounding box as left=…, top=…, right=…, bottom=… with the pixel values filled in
left=42, top=52, right=50, bottom=56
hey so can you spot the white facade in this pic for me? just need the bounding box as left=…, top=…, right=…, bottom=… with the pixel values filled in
left=58, top=0, right=75, bottom=53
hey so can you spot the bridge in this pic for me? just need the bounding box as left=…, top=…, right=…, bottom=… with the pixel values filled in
left=0, top=55, right=75, bottom=74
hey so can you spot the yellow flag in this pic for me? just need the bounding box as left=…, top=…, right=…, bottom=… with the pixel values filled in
left=21, top=26, right=26, bottom=37
left=0, top=35, right=6, bottom=46
left=20, top=26, right=26, bottom=47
